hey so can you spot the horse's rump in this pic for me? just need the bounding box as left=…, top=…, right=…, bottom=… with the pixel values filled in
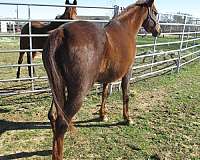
left=59, top=21, right=107, bottom=83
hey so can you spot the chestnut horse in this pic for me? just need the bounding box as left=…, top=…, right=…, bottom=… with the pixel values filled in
left=16, top=0, right=77, bottom=78
left=42, top=0, right=161, bottom=159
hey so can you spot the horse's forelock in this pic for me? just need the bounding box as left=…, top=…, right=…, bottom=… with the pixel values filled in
left=65, top=0, right=70, bottom=5
left=65, top=0, right=77, bottom=5
left=135, top=0, right=149, bottom=6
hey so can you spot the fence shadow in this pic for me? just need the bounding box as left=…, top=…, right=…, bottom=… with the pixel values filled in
left=0, top=150, right=51, bottom=160
left=0, top=120, right=50, bottom=136
left=0, top=108, right=11, bottom=113
left=0, top=93, right=50, bottom=106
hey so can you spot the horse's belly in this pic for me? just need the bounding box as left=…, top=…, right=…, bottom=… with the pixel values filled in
left=97, top=67, right=127, bottom=83
left=96, top=54, right=133, bottom=83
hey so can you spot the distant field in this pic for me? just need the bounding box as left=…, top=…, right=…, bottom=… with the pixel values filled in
left=0, top=61, right=200, bottom=159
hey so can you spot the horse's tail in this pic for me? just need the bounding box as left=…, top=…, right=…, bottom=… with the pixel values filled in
left=42, top=28, right=67, bottom=119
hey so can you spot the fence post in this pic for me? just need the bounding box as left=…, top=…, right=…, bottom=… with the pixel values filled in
left=13, top=23, right=15, bottom=40
left=108, top=83, right=113, bottom=95
left=113, top=5, right=119, bottom=18
left=28, top=5, right=34, bottom=91
left=193, top=18, right=198, bottom=55
left=177, top=15, right=187, bottom=73
left=150, top=37, right=157, bottom=72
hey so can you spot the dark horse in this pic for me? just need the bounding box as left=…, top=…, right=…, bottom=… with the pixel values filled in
left=42, top=0, right=161, bottom=159
left=16, top=0, right=77, bottom=78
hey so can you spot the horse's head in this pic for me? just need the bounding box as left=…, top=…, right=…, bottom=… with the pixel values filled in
left=56, top=0, right=77, bottom=20
left=141, top=0, right=161, bottom=37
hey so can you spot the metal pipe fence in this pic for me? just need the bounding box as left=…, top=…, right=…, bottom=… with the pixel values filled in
left=0, top=2, right=200, bottom=96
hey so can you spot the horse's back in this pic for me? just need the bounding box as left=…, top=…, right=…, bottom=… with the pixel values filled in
left=62, top=21, right=106, bottom=50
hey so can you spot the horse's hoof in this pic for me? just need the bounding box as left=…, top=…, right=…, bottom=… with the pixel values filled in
left=103, top=116, right=109, bottom=122
left=100, top=116, right=108, bottom=122
left=124, top=118, right=133, bottom=125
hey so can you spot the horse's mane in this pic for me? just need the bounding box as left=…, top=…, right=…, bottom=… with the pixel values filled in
left=135, top=0, right=147, bottom=5
left=114, top=0, right=147, bottom=19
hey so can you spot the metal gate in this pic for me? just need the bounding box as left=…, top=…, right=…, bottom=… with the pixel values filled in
left=0, top=2, right=200, bottom=96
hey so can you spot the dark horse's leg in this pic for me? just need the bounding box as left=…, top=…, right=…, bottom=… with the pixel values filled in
left=121, top=69, right=133, bottom=125
left=27, top=52, right=36, bottom=78
left=16, top=52, right=25, bottom=78
left=99, top=83, right=109, bottom=121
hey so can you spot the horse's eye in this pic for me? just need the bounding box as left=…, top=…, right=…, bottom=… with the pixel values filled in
left=154, top=11, right=158, bottom=16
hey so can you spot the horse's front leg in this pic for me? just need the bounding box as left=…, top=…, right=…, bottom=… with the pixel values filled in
left=121, top=69, right=133, bottom=125
left=99, top=83, right=109, bottom=121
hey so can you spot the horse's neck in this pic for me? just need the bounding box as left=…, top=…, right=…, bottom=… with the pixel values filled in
left=105, top=6, right=147, bottom=40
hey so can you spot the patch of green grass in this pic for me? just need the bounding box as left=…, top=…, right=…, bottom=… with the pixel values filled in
left=0, top=62, right=200, bottom=159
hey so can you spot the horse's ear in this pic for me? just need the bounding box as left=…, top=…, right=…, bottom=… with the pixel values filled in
left=65, top=0, right=70, bottom=4
left=73, top=0, right=77, bottom=5
left=146, top=0, right=154, bottom=7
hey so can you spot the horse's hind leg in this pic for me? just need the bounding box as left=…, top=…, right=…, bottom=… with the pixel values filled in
left=64, top=87, right=87, bottom=124
left=32, top=52, right=37, bottom=76
left=16, top=52, right=25, bottom=78
left=53, top=86, right=87, bottom=160
left=121, top=69, right=133, bottom=125
left=48, top=81, right=68, bottom=160
left=99, top=83, right=109, bottom=121
left=48, top=100, right=58, bottom=157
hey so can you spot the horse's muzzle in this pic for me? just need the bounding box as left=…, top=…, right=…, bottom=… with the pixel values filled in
left=152, top=26, right=161, bottom=37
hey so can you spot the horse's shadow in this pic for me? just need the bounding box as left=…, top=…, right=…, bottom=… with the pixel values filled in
left=0, top=118, right=126, bottom=159
left=74, top=117, right=128, bottom=128
left=0, top=150, right=51, bottom=160
left=0, top=117, right=127, bottom=136
left=0, top=120, right=51, bottom=159
left=0, top=120, right=50, bottom=136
